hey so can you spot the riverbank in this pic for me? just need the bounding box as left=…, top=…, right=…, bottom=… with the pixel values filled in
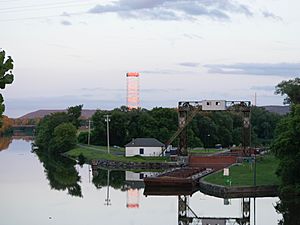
left=203, top=154, right=280, bottom=186
left=199, top=154, right=280, bottom=197
left=66, top=145, right=171, bottom=163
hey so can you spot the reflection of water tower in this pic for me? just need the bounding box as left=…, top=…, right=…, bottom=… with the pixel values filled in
left=126, top=189, right=140, bottom=209
left=126, top=72, right=140, bottom=110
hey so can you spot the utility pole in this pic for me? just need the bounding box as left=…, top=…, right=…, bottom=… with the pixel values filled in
left=88, top=119, right=91, bottom=145
left=104, top=115, right=111, bottom=154
left=104, top=170, right=111, bottom=206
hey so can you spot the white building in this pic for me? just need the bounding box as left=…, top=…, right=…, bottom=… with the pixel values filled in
left=125, top=138, right=165, bottom=157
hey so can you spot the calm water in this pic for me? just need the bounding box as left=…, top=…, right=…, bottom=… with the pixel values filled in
left=0, top=138, right=282, bottom=225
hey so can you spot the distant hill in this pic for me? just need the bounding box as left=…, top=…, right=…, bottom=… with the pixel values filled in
left=18, top=109, right=97, bottom=119
left=261, top=105, right=290, bottom=115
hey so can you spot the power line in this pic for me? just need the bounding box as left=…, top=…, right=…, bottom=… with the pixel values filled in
left=0, top=0, right=97, bottom=13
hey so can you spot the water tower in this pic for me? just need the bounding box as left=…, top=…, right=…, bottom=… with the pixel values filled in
left=126, top=72, right=140, bottom=110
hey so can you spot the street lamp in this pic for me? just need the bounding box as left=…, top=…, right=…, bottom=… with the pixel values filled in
left=206, top=134, right=210, bottom=150
left=104, top=115, right=111, bottom=154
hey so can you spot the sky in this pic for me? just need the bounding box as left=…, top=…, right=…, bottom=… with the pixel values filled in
left=1, top=0, right=299, bottom=118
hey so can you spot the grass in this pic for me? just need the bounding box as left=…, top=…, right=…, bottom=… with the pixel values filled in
left=203, top=154, right=280, bottom=187
left=66, top=147, right=170, bottom=163
left=189, top=148, right=224, bottom=154
left=78, top=144, right=125, bottom=152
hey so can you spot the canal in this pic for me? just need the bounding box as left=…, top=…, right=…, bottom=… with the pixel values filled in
left=0, top=138, right=283, bottom=225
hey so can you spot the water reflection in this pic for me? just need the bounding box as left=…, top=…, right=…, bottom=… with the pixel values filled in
left=35, top=150, right=82, bottom=197
left=0, top=138, right=288, bottom=225
left=177, top=195, right=252, bottom=225
left=0, top=136, right=12, bottom=151
left=275, top=197, right=300, bottom=225
left=92, top=168, right=126, bottom=190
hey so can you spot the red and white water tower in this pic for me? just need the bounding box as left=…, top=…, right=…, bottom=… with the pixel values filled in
left=126, top=72, right=140, bottom=110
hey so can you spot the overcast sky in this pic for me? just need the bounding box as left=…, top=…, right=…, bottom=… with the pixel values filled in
left=1, top=0, right=299, bottom=118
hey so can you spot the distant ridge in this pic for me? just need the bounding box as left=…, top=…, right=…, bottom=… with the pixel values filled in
left=261, top=105, right=290, bottom=115
left=18, top=109, right=97, bottom=119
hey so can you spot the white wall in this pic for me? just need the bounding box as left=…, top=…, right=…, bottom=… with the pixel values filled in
left=125, top=147, right=163, bottom=157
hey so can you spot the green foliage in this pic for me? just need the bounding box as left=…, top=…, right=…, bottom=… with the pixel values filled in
left=272, top=105, right=300, bottom=188
left=67, top=105, right=83, bottom=128
left=0, top=50, right=14, bottom=126
left=272, top=78, right=300, bottom=214
left=78, top=131, right=89, bottom=144
left=275, top=78, right=300, bottom=105
left=49, top=122, right=77, bottom=154
left=251, top=106, right=282, bottom=145
left=0, top=50, right=14, bottom=89
left=81, top=105, right=282, bottom=148
left=35, top=105, right=82, bottom=153
left=77, top=153, right=86, bottom=166
left=36, top=112, right=70, bottom=149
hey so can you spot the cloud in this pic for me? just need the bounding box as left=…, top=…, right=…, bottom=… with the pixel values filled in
left=262, top=10, right=282, bottom=21
left=61, top=20, right=72, bottom=26
left=140, top=69, right=198, bottom=75
left=250, top=86, right=275, bottom=91
left=80, top=86, right=184, bottom=93
left=88, top=0, right=253, bottom=21
left=61, top=12, right=71, bottom=17
left=205, top=63, right=300, bottom=76
left=183, top=33, right=203, bottom=39
left=178, top=62, right=200, bottom=67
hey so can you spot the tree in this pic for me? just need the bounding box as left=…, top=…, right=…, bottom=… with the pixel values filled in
left=275, top=78, right=300, bottom=105
left=272, top=78, right=300, bottom=196
left=90, top=110, right=106, bottom=145
left=35, top=105, right=82, bottom=152
left=0, top=49, right=14, bottom=125
left=49, top=122, right=77, bottom=154
left=251, top=106, right=282, bottom=145
left=270, top=78, right=300, bottom=224
left=67, top=104, right=83, bottom=128
left=35, top=112, right=70, bottom=149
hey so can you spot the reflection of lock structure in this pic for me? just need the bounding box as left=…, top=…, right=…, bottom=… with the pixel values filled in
left=178, top=196, right=188, bottom=217
left=243, top=198, right=250, bottom=219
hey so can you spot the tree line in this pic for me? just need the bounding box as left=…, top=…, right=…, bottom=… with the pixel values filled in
left=78, top=105, right=282, bottom=148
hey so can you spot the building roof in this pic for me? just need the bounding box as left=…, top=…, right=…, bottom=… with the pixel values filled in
left=125, top=138, right=165, bottom=147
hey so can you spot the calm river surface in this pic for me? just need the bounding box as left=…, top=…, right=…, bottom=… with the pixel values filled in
left=0, top=138, right=282, bottom=225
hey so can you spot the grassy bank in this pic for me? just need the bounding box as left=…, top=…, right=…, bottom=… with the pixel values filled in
left=203, top=154, right=280, bottom=187
left=66, top=147, right=170, bottom=163
left=189, top=148, right=224, bottom=154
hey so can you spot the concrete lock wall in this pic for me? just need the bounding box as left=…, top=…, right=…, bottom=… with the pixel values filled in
left=189, top=156, right=237, bottom=169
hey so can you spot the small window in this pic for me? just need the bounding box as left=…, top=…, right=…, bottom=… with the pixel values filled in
left=139, top=173, right=144, bottom=179
left=139, top=148, right=144, bottom=154
left=216, top=101, right=220, bottom=106
left=206, top=102, right=210, bottom=105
